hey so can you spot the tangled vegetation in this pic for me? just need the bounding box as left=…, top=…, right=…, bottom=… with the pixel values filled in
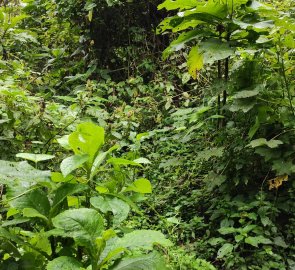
left=0, top=0, right=294, bottom=269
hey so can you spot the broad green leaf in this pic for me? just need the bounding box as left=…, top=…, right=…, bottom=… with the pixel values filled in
left=60, top=154, right=89, bottom=177
left=69, top=122, right=104, bottom=166
left=158, top=0, right=196, bottom=11
left=196, top=147, right=224, bottom=161
left=124, top=178, right=152, bottom=194
left=233, top=90, right=260, bottom=99
left=107, top=158, right=142, bottom=167
left=16, top=153, right=55, bottom=163
left=23, top=208, right=48, bottom=222
left=229, top=99, right=256, bottom=113
left=57, top=135, right=71, bottom=150
left=30, top=232, right=52, bottom=256
left=245, top=236, right=272, bottom=247
left=187, top=46, right=203, bottom=79
left=52, top=208, right=104, bottom=247
left=52, top=183, right=88, bottom=209
left=115, top=230, right=173, bottom=250
left=0, top=227, right=27, bottom=246
left=84, top=1, right=97, bottom=11
left=9, top=189, right=50, bottom=216
left=218, top=227, right=236, bottom=235
left=51, top=172, right=77, bottom=183
left=111, top=251, right=168, bottom=270
left=90, top=196, right=130, bottom=226
left=47, top=256, right=84, bottom=270
left=248, top=138, right=283, bottom=148
left=199, top=39, right=234, bottom=65
left=208, top=237, right=225, bottom=246
left=273, top=236, right=288, bottom=248
left=220, top=0, right=249, bottom=12
left=1, top=218, right=29, bottom=227
left=0, top=160, right=50, bottom=185
left=217, top=243, right=233, bottom=258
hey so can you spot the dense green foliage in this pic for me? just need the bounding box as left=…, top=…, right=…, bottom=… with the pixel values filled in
left=0, top=0, right=294, bottom=269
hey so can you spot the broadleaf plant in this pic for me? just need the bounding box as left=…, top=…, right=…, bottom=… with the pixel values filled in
left=0, top=122, right=172, bottom=269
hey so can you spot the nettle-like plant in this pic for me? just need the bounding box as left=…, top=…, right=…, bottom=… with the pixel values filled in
left=0, top=122, right=172, bottom=270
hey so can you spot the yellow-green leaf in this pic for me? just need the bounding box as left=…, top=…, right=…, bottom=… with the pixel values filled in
left=187, top=46, right=203, bottom=79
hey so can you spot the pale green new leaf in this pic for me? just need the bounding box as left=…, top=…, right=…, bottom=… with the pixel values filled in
left=124, top=178, right=152, bottom=194
left=60, top=154, right=89, bottom=177
left=69, top=122, right=104, bottom=165
left=16, top=153, right=55, bottom=163
left=47, top=256, right=84, bottom=270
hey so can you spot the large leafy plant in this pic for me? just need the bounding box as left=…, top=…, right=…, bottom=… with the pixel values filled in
left=0, top=122, right=172, bottom=269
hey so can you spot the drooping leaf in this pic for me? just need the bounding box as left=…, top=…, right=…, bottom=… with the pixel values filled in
left=47, top=256, right=84, bottom=270
left=52, top=208, right=104, bottom=247
left=60, top=154, right=89, bottom=177
left=90, top=196, right=130, bottom=226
